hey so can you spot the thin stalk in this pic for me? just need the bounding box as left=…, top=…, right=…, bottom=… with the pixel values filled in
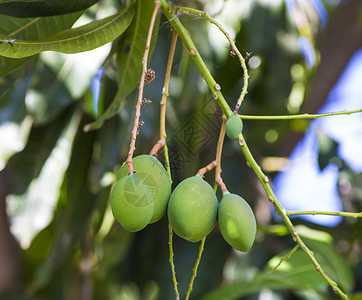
left=185, top=237, right=206, bottom=300
left=150, top=30, right=178, bottom=156
left=238, top=133, right=349, bottom=299
left=126, top=2, right=160, bottom=174
left=268, top=244, right=300, bottom=274
left=239, top=109, right=362, bottom=120
left=170, top=6, right=249, bottom=112
left=196, top=116, right=228, bottom=193
left=214, top=115, right=228, bottom=195
left=158, top=0, right=233, bottom=118
left=168, top=224, right=180, bottom=300
left=287, top=210, right=362, bottom=218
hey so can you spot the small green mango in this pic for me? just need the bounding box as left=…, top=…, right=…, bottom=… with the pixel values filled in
left=168, top=176, right=218, bottom=242
left=218, top=193, right=256, bottom=252
left=226, top=113, right=243, bottom=140
left=110, top=174, right=154, bottom=232
left=118, top=155, right=171, bottom=223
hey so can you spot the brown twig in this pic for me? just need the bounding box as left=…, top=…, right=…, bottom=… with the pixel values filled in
left=150, top=30, right=178, bottom=156
left=126, top=1, right=161, bottom=174
left=196, top=161, right=216, bottom=177
left=215, top=116, right=229, bottom=194
left=196, top=116, right=229, bottom=194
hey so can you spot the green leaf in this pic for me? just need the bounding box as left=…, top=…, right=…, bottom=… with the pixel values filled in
left=0, top=0, right=99, bottom=18
left=115, top=0, right=159, bottom=100
left=0, top=13, right=82, bottom=39
left=0, top=11, right=82, bottom=75
left=202, top=250, right=327, bottom=300
left=0, top=5, right=134, bottom=58
left=83, top=0, right=159, bottom=131
left=0, top=76, right=32, bottom=170
left=0, top=56, right=33, bottom=76
left=25, top=115, right=96, bottom=293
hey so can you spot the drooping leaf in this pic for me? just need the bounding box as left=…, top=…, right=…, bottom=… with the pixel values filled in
left=0, top=11, right=82, bottom=75
left=0, top=76, right=32, bottom=171
left=84, top=0, right=159, bottom=131
left=115, top=0, right=159, bottom=101
left=28, top=116, right=97, bottom=292
left=202, top=250, right=327, bottom=300
left=0, top=5, right=134, bottom=58
left=0, top=56, right=32, bottom=76
left=0, top=0, right=99, bottom=18
left=25, top=64, right=74, bottom=124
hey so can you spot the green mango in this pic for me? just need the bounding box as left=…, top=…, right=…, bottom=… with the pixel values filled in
left=218, top=193, right=256, bottom=251
left=168, top=176, right=218, bottom=242
left=118, top=155, right=171, bottom=223
left=110, top=174, right=154, bottom=232
left=226, top=113, right=243, bottom=140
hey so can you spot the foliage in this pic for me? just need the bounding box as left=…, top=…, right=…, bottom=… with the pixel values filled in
left=0, top=0, right=361, bottom=300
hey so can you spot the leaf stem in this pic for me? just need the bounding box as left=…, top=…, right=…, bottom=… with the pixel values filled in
left=126, top=1, right=160, bottom=174
left=287, top=210, right=362, bottom=218
left=170, top=5, right=249, bottom=112
left=239, top=109, right=362, bottom=120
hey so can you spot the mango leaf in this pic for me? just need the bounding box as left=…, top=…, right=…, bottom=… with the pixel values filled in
left=115, top=0, right=159, bottom=101
left=26, top=117, right=97, bottom=292
left=0, top=11, right=82, bottom=76
left=0, top=0, right=99, bottom=18
left=84, top=0, right=159, bottom=131
left=202, top=250, right=327, bottom=300
left=0, top=56, right=32, bottom=76
left=0, top=76, right=32, bottom=171
left=0, top=5, right=134, bottom=58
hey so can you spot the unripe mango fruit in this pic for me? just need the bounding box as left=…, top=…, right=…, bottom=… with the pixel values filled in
left=168, top=176, right=218, bottom=242
left=117, top=155, right=171, bottom=223
left=226, top=113, right=243, bottom=140
left=110, top=174, right=154, bottom=232
left=218, top=193, right=256, bottom=252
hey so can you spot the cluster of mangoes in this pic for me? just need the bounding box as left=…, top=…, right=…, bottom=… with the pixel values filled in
left=110, top=153, right=256, bottom=252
